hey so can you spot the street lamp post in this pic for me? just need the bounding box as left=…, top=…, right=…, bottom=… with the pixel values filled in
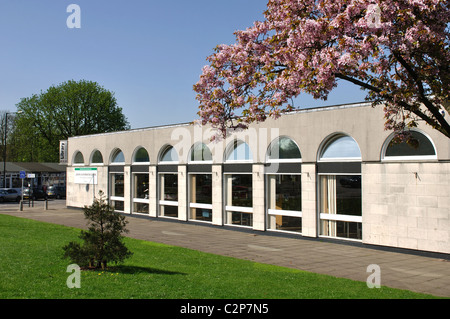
left=3, top=111, right=21, bottom=188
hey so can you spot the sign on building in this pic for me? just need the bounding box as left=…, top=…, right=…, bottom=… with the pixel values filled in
left=74, top=167, right=97, bottom=184
left=60, top=140, right=68, bottom=164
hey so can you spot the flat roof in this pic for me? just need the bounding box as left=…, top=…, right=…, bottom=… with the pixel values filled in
left=68, top=101, right=373, bottom=140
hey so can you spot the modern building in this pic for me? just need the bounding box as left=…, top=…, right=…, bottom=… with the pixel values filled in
left=62, top=102, right=450, bottom=255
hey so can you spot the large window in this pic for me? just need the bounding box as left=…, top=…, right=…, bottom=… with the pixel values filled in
left=266, top=136, right=302, bottom=233
left=188, top=143, right=213, bottom=222
left=189, top=174, right=212, bottom=222
left=267, top=174, right=302, bottom=233
left=109, top=173, right=124, bottom=212
left=158, top=145, right=178, bottom=218
left=225, top=174, right=253, bottom=227
left=319, top=175, right=362, bottom=239
left=132, top=173, right=149, bottom=214
left=132, top=147, right=150, bottom=214
left=159, top=173, right=178, bottom=218
left=224, top=140, right=253, bottom=227
left=318, top=134, right=362, bottom=240
left=109, top=149, right=125, bottom=211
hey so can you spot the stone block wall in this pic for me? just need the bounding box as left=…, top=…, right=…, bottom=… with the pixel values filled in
left=363, top=162, right=450, bottom=254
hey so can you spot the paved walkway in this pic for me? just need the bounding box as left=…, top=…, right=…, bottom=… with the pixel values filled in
left=1, top=200, right=449, bottom=298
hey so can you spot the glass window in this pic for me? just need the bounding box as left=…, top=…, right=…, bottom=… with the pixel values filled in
left=190, top=143, right=212, bottom=162
left=159, top=173, right=178, bottom=218
left=268, top=175, right=301, bottom=211
left=226, top=141, right=252, bottom=162
left=91, top=150, right=103, bottom=164
left=134, top=148, right=150, bottom=163
left=225, top=174, right=253, bottom=227
left=321, top=136, right=361, bottom=160
left=189, top=174, right=212, bottom=222
left=74, top=152, right=84, bottom=164
left=109, top=173, right=124, bottom=212
left=133, top=173, right=149, bottom=214
left=319, top=175, right=362, bottom=240
left=111, top=149, right=125, bottom=163
left=160, top=146, right=178, bottom=162
left=385, top=131, right=436, bottom=158
left=110, top=173, right=124, bottom=197
left=268, top=137, right=301, bottom=161
left=267, top=174, right=302, bottom=233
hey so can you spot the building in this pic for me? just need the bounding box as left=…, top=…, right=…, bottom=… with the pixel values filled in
left=0, top=162, right=66, bottom=189
left=63, top=102, right=450, bottom=255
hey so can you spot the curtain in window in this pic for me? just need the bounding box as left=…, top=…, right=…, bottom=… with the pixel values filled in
left=320, top=175, right=336, bottom=237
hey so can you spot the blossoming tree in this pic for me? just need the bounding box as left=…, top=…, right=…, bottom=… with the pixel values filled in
left=193, top=0, right=449, bottom=140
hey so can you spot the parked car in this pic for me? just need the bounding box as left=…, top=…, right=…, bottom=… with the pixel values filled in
left=0, top=189, right=21, bottom=202
left=23, top=187, right=48, bottom=201
left=46, top=186, right=66, bottom=199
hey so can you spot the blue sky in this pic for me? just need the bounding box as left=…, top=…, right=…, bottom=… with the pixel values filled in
left=0, top=0, right=367, bottom=130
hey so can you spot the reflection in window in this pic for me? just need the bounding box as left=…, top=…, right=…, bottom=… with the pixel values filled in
left=160, top=146, right=178, bottom=162
left=190, top=143, right=212, bottom=162
left=159, top=173, right=178, bottom=218
left=74, top=152, right=84, bottom=164
left=111, top=149, right=125, bottom=163
left=134, top=148, right=150, bottom=163
left=319, top=175, right=362, bottom=239
left=91, top=150, right=103, bottom=164
left=189, top=174, right=212, bottom=222
left=226, top=141, right=252, bottom=162
left=321, top=136, right=361, bottom=160
left=268, top=137, right=301, bottom=161
left=385, top=131, right=436, bottom=158
left=267, top=175, right=302, bottom=233
left=225, top=174, right=252, bottom=227
left=133, top=173, right=149, bottom=214
left=110, top=173, right=124, bottom=212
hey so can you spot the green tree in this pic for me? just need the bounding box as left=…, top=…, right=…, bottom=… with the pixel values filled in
left=63, top=191, right=133, bottom=270
left=12, top=80, right=130, bottom=162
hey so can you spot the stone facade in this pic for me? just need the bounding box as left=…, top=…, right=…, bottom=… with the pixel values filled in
left=64, top=102, right=450, bottom=254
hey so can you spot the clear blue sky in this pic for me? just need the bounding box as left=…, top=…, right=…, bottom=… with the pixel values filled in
left=0, top=0, right=367, bottom=130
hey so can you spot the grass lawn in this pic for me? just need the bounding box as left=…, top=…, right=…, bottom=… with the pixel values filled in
left=0, top=213, right=440, bottom=299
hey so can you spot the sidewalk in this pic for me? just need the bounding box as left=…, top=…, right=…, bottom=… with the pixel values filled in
left=1, top=200, right=449, bottom=298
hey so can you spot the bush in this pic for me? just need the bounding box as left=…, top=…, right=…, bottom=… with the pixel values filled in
left=63, top=191, right=132, bottom=269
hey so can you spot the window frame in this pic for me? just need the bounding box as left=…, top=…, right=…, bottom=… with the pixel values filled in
left=381, top=130, right=437, bottom=162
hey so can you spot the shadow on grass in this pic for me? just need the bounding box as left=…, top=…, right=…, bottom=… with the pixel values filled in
left=106, top=265, right=186, bottom=276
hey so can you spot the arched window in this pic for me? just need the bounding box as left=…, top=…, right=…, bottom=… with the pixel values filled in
left=267, top=136, right=301, bottom=162
left=132, top=147, right=150, bottom=214
left=320, top=135, right=361, bottom=161
left=383, top=130, right=437, bottom=160
left=266, top=136, right=302, bottom=234
left=109, top=148, right=125, bottom=212
left=91, top=150, right=103, bottom=165
left=318, top=134, right=362, bottom=241
left=133, top=147, right=150, bottom=163
left=159, top=145, right=178, bottom=163
left=73, top=151, right=84, bottom=165
left=224, top=140, right=253, bottom=227
left=225, top=140, right=252, bottom=162
left=189, top=143, right=212, bottom=163
left=188, top=143, right=213, bottom=223
left=111, top=149, right=125, bottom=164
left=158, top=145, right=179, bottom=219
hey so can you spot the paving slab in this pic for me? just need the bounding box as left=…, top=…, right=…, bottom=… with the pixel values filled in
left=1, top=200, right=449, bottom=298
